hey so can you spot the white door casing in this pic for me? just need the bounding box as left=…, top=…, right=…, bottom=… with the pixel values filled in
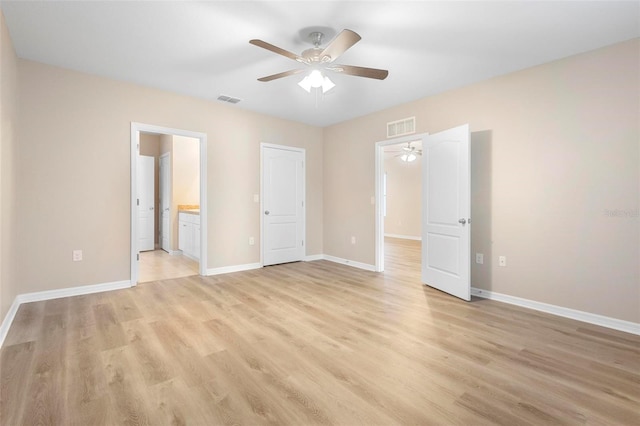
left=137, top=155, right=155, bottom=252
left=159, top=153, right=171, bottom=253
left=261, top=144, right=305, bottom=266
left=374, top=132, right=429, bottom=272
left=421, top=124, right=471, bottom=301
left=130, top=122, right=207, bottom=285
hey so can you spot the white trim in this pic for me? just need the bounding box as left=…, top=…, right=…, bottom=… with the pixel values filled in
left=384, top=233, right=422, bottom=241
left=260, top=143, right=306, bottom=266
left=375, top=133, right=429, bottom=272
left=159, top=152, right=172, bottom=254
left=207, top=263, right=263, bottom=276
left=131, top=123, right=208, bottom=285
left=0, top=280, right=132, bottom=348
left=18, top=280, right=131, bottom=303
left=323, top=255, right=377, bottom=272
left=471, top=287, right=640, bottom=336
left=167, top=249, right=182, bottom=256
left=304, top=254, right=324, bottom=262
left=0, top=298, right=22, bottom=348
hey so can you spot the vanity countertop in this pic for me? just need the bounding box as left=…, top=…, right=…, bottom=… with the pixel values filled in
left=178, top=204, right=200, bottom=215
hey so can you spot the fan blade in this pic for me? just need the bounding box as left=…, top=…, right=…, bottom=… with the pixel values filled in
left=319, top=29, right=361, bottom=62
left=250, top=39, right=309, bottom=64
left=257, top=69, right=306, bottom=82
left=328, top=64, right=389, bottom=80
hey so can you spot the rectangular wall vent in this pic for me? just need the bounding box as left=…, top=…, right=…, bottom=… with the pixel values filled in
left=217, top=95, right=242, bottom=104
left=387, top=116, right=416, bottom=138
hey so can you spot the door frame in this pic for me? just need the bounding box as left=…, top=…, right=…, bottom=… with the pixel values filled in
left=130, top=122, right=208, bottom=285
left=374, top=133, right=429, bottom=272
left=260, top=143, right=306, bottom=266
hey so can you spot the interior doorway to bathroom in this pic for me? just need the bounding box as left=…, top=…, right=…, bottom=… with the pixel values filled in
left=130, top=123, right=207, bottom=285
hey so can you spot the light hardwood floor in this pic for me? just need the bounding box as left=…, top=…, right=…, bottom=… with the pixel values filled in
left=138, top=250, right=199, bottom=283
left=1, top=238, right=638, bottom=425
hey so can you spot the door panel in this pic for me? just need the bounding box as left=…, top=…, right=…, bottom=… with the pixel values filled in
left=137, top=155, right=155, bottom=252
left=160, top=154, right=170, bottom=252
left=263, top=146, right=304, bottom=266
left=422, top=124, right=470, bottom=301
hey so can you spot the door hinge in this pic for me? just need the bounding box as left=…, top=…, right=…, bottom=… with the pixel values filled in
left=137, top=198, right=140, bottom=206
left=302, top=201, right=304, bottom=207
left=302, top=240, right=304, bottom=246
left=137, top=253, right=139, bottom=261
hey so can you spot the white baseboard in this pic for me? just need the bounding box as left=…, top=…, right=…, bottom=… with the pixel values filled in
left=304, top=254, right=324, bottom=262
left=17, top=280, right=132, bottom=304
left=207, top=263, right=262, bottom=276
left=322, top=255, right=376, bottom=272
left=471, top=287, right=640, bottom=336
left=0, top=279, right=132, bottom=348
left=0, top=298, right=22, bottom=349
left=384, top=233, right=422, bottom=241
left=168, top=249, right=182, bottom=256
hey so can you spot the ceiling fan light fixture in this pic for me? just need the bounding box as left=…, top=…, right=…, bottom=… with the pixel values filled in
left=308, top=69, right=324, bottom=88
left=298, top=76, right=312, bottom=92
left=298, top=70, right=335, bottom=93
left=321, top=76, right=335, bottom=92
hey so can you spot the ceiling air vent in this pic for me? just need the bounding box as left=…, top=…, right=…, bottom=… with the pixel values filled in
left=217, top=95, right=242, bottom=104
left=387, top=116, right=416, bottom=138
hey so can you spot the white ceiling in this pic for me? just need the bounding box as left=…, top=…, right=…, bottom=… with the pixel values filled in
left=2, top=1, right=638, bottom=127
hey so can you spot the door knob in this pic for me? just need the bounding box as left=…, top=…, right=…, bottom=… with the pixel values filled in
left=264, top=210, right=270, bottom=215
left=458, top=218, right=466, bottom=225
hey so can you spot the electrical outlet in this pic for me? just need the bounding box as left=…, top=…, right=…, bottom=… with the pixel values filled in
left=475, top=253, right=484, bottom=264
left=351, top=236, right=356, bottom=245
left=499, top=256, right=506, bottom=267
left=72, top=250, right=83, bottom=261
left=249, top=237, right=255, bottom=246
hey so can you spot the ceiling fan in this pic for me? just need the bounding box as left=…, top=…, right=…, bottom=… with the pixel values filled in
left=388, top=142, right=422, bottom=162
left=249, top=29, right=388, bottom=92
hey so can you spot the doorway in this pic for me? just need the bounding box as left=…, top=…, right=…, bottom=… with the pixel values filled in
left=375, top=133, right=428, bottom=272
left=375, top=125, right=471, bottom=301
left=379, top=137, right=423, bottom=275
left=130, top=123, right=207, bottom=285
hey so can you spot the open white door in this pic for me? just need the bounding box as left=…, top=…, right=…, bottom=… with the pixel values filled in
left=262, top=144, right=305, bottom=266
left=421, top=124, right=470, bottom=301
left=159, top=153, right=171, bottom=252
left=137, top=155, right=155, bottom=252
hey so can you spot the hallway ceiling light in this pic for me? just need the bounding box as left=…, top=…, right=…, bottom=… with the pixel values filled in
left=400, top=152, right=417, bottom=162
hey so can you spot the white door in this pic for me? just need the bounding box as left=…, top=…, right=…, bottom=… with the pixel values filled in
left=421, top=124, right=470, bottom=300
left=137, top=155, right=155, bottom=252
left=262, top=145, right=305, bottom=266
left=159, top=153, right=171, bottom=252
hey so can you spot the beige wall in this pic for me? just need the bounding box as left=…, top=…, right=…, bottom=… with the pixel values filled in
left=384, top=154, right=421, bottom=238
left=0, top=11, right=18, bottom=320
left=11, top=58, right=323, bottom=307
left=324, top=39, right=639, bottom=323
